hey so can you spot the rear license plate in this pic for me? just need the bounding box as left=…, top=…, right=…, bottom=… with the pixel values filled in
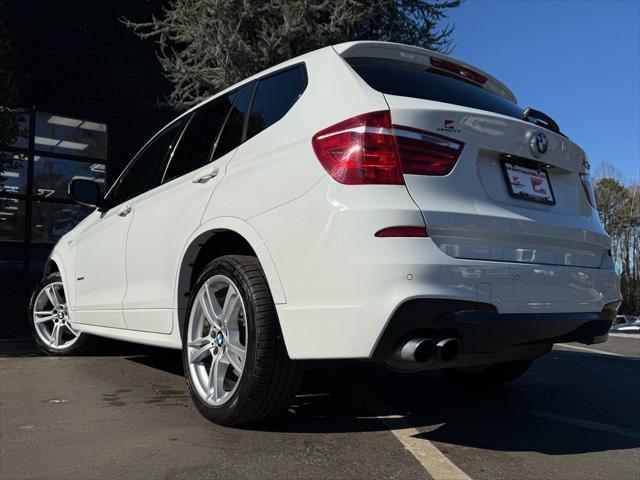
left=501, top=161, right=555, bottom=205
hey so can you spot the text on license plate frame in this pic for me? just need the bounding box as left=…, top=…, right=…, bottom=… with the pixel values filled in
left=501, top=161, right=556, bottom=205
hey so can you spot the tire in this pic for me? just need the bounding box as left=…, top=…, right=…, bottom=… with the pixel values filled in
left=442, top=359, right=533, bottom=386
left=29, top=273, right=89, bottom=355
left=182, top=255, right=304, bottom=426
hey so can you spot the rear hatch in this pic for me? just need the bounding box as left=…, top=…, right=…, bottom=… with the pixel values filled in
left=337, top=42, right=609, bottom=268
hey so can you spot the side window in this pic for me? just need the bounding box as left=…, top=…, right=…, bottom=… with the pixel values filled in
left=246, top=65, right=307, bottom=140
left=213, top=83, right=254, bottom=161
left=110, top=118, right=185, bottom=205
left=163, top=94, right=235, bottom=182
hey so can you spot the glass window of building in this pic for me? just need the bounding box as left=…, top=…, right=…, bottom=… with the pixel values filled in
left=0, top=197, right=26, bottom=242
left=0, top=109, right=108, bottom=244
left=0, top=151, right=28, bottom=195
left=31, top=202, right=93, bottom=244
left=33, top=157, right=105, bottom=200
left=34, top=112, right=108, bottom=160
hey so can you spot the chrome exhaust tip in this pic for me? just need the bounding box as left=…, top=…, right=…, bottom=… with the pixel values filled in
left=394, top=337, right=436, bottom=363
left=436, top=338, right=461, bottom=363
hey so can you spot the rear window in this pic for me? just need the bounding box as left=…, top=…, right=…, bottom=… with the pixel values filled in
left=246, top=64, right=307, bottom=140
left=347, top=58, right=524, bottom=120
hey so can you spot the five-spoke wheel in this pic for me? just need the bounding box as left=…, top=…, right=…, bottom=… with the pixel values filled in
left=30, top=274, right=88, bottom=355
left=187, top=275, right=248, bottom=406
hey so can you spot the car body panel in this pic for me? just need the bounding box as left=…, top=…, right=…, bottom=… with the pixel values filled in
left=250, top=176, right=620, bottom=358
left=174, top=216, right=288, bottom=312
left=121, top=147, right=237, bottom=334
left=72, top=207, right=130, bottom=328
left=384, top=95, right=608, bottom=269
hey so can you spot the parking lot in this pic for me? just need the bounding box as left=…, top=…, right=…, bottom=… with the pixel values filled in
left=1, top=334, right=638, bottom=480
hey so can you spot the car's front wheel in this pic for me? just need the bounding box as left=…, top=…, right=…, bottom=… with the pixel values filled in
left=30, top=274, right=88, bottom=355
left=182, top=255, right=303, bottom=426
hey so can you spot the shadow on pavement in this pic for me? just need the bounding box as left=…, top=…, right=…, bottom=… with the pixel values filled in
left=261, top=350, right=640, bottom=457
left=4, top=336, right=638, bottom=457
left=127, top=349, right=184, bottom=376
left=0, top=336, right=164, bottom=357
left=117, top=345, right=640, bottom=457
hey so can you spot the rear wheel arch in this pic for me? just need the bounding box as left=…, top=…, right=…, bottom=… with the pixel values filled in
left=176, top=224, right=286, bottom=334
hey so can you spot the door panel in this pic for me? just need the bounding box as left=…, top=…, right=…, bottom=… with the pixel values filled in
left=73, top=207, right=132, bottom=328
left=73, top=117, right=187, bottom=329
left=122, top=309, right=173, bottom=335
left=122, top=155, right=233, bottom=332
left=121, top=88, right=251, bottom=334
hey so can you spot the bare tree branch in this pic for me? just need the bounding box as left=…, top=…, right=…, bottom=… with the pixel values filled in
left=122, top=0, right=463, bottom=110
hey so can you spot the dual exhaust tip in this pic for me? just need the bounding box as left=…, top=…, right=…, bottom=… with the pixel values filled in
left=393, top=336, right=461, bottom=364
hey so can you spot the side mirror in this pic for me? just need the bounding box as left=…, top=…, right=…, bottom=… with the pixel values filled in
left=68, top=178, right=103, bottom=208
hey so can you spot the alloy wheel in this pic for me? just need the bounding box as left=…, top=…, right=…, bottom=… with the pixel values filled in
left=33, top=281, right=80, bottom=349
left=187, top=275, right=248, bottom=406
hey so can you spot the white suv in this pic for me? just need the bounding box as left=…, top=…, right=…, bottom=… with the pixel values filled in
left=29, top=41, right=621, bottom=426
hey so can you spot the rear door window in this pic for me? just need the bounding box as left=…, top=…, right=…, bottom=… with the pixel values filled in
left=163, top=94, right=235, bottom=182
left=347, top=58, right=524, bottom=120
left=246, top=65, right=307, bottom=140
left=213, top=83, right=254, bottom=161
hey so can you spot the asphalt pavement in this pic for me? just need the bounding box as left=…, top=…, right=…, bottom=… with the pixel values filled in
left=1, top=334, right=638, bottom=479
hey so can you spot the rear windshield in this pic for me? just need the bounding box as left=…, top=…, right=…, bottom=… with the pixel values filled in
left=347, top=58, right=524, bottom=120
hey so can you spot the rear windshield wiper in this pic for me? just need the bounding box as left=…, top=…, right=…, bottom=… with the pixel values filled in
left=522, top=107, right=565, bottom=136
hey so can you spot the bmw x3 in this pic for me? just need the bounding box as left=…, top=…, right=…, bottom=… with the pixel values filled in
left=30, top=41, right=621, bottom=426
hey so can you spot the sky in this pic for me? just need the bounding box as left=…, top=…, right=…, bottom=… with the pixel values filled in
left=446, top=0, right=639, bottom=183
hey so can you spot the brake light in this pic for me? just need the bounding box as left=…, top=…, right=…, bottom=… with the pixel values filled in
left=394, top=127, right=464, bottom=176
left=375, top=226, right=428, bottom=237
left=312, top=111, right=464, bottom=184
left=579, top=173, right=597, bottom=209
left=429, top=57, right=487, bottom=85
left=312, top=111, right=403, bottom=185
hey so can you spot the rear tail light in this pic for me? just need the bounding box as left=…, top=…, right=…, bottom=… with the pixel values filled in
left=312, top=111, right=464, bottom=185
left=394, top=127, right=464, bottom=176
left=579, top=173, right=597, bottom=209
left=312, top=111, right=403, bottom=185
left=375, top=226, right=428, bottom=237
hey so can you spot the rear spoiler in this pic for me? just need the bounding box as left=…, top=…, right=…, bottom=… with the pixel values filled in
left=333, top=41, right=518, bottom=104
left=522, top=107, right=564, bottom=136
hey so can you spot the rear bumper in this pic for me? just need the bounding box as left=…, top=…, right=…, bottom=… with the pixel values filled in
left=274, top=250, right=621, bottom=359
left=372, top=299, right=619, bottom=368
left=253, top=177, right=621, bottom=360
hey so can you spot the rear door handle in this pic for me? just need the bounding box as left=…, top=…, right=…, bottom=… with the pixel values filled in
left=117, top=205, right=132, bottom=217
left=192, top=167, right=220, bottom=184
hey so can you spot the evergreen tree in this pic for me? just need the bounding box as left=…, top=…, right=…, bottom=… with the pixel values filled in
left=0, top=0, right=20, bottom=141
left=0, top=0, right=23, bottom=201
left=123, top=0, right=463, bottom=110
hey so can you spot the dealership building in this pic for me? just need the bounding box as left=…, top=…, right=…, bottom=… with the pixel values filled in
left=1, top=1, right=170, bottom=337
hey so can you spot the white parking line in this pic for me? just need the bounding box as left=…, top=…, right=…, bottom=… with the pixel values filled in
left=556, top=343, right=639, bottom=360
left=524, top=410, right=640, bottom=440
left=350, top=386, right=471, bottom=480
